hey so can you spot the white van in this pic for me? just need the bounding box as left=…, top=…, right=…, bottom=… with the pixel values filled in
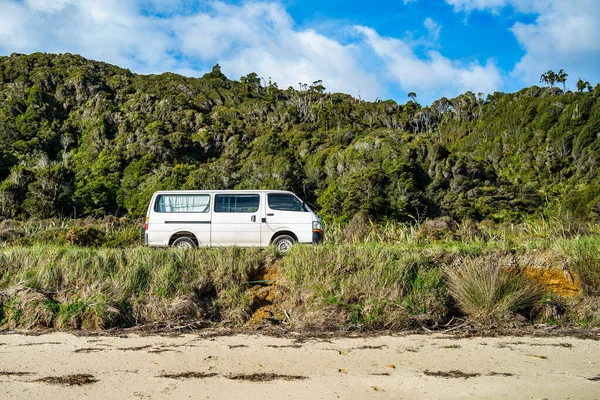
left=143, top=190, right=323, bottom=252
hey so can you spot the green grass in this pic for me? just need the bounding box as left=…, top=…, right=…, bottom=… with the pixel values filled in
left=278, top=244, right=448, bottom=329
left=552, top=236, right=600, bottom=295
left=0, top=218, right=599, bottom=331
left=0, top=246, right=278, bottom=329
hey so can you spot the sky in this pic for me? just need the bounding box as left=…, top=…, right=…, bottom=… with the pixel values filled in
left=0, top=0, right=598, bottom=104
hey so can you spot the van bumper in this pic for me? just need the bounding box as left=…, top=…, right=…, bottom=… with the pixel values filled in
left=312, top=231, right=324, bottom=244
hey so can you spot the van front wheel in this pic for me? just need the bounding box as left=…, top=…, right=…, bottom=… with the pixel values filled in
left=273, top=235, right=295, bottom=253
left=172, top=237, right=197, bottom=249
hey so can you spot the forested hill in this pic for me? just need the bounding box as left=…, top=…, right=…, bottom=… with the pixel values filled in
left=0, top=52, right=599, bottom=223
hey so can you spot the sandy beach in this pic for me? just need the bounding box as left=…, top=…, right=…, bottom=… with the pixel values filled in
left=0, top=332, right=598, bottom=399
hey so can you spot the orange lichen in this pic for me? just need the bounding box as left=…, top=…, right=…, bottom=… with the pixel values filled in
left=520, top=266, right=581, bottom=297
left=511, top=251, right=581, bottom=297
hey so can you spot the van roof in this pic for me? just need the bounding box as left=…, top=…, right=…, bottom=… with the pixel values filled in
left=152, top=190, right=296, bottom=195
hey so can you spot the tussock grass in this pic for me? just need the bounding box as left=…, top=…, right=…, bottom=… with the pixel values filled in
left=444, top=259, right=544, bottom=320
left=553, top=236, right=600, bottom=295
left=280, top=245, right=447, bottom=329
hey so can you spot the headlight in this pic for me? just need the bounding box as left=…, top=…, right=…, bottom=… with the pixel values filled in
left=312, top=221, right=322, bottom=231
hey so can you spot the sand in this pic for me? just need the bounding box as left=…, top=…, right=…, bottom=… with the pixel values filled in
left=0, top=332, right=598, bottom=399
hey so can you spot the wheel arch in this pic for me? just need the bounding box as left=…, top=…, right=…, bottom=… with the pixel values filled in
left=270, top=230, right=298, bottom=244
left=168, top=231, right=199, bottom=246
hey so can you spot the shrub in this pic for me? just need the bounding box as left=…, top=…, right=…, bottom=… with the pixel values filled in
left=416, top=217, right=458, bottom=242
left=65, top=226, right=105, bottom=247
left=444, top=258, right=543, bottom=320
left=0, top=228, right=25, bottom=244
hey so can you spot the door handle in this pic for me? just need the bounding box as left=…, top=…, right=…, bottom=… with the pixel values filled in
left=251, top=215, right=256, bottom=222
left=267, top=213, right=274, bottom=216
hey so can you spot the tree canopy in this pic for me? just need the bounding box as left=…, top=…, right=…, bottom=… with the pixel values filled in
left=1, top=53, right=599, bottom=223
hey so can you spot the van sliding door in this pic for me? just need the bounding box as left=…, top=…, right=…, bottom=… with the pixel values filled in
left=211, top=193, right=262, bottom=247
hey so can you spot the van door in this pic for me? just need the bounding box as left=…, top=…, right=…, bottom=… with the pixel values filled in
left=211, top=193, right=262, bottom=247
left=148, top=193, right=212, bottom=246
left=262, top=192, right=313, bottom=244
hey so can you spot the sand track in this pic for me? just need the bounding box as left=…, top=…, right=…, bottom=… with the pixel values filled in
left=0, top=332, right=599, bottom=399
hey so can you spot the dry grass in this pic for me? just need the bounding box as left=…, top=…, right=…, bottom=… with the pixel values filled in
left=0, top=218, right=599, bottom=331
left=0, top=246, right=276, bottom=329
left=279, top=244, right=447, bottom=329
left=444, top=258, right=544, bottom=320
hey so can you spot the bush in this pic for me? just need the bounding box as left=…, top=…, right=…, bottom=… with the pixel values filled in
left=444, top=258, right=543, bottom=320
left=416, top=217, right=458, bottom=241
left=65, top=226, right=105, bottom=247
left=0, top=228, right=25, bottom=244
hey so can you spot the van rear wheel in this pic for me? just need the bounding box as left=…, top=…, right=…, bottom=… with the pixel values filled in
left=172, top=237, right=196, bottom=249
left=273, top=235, right=295, bottom=253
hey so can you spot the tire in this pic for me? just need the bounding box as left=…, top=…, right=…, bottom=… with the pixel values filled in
left=273, top=235, right=295, bottom=253
left=172, top=237, right=197, bottom=249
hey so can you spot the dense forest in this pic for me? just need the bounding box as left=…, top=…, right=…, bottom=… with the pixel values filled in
left=0, top=52, right=598, bottom=223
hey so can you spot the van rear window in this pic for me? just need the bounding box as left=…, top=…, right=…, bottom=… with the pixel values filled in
left=214, top=194, right=259, bottom=213
left=155, top=194, right=210, bottom=213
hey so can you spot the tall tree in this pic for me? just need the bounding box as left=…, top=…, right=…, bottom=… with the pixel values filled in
left=556, top=69, right=568, bottom=91
left=408, top=92, right=417, bottom=102
left=540, top=70, right=557, bottom=87
left=577, top=78, right=592, bottom=92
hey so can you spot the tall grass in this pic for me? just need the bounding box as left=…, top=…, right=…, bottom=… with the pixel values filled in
left=0, top=246, right=277, bottom=328
left=0, top=217, right=141, bottom=247
left=0, top=216, right=599, bottom=331
left=2, top=215, right=599, bottom=252
left=553, top=236, right=600, bottom=295
left=279, top=244, right=447, bottom=329
left=444, top=259, right=544, bottom=320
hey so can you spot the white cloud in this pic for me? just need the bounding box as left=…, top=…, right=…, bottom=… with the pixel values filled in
left=0, top=0, right=533, bottom=103
left=424, top=18, right=441, bottom=42
left=355, top=26, right=502, bottom=102
left=446, top=0, right=600, bottom=86
left=445, top=0, right=546, bottom=13
left=0, top=0, right=382, bottom=99
left=0, top=0, right=178, bottom=73
left=170, top=2, right=382, bottom=98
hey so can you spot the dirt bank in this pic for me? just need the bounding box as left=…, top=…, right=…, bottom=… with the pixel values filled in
left=1, top=332, right=599, bottom=399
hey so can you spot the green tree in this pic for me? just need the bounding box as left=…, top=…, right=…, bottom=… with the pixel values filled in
left=577, top=78, right=593, bottom=92
left=540, top=70, right=557, bottom=87
left=556, top=69, right=568, bottom=91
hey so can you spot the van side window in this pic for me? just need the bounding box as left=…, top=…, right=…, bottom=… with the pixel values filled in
left=155, top=194, right=210, bottom=213
left=214, top=194, right=260, bottom=213
left=268, top=194, right=304, bottom=212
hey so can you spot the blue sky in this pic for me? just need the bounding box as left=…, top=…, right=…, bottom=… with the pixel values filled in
left=0, top=0, right=598, bottom=104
